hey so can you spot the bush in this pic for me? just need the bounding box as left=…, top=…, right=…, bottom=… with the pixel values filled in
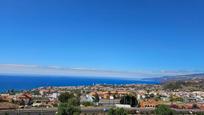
left=81, top=102, right=94, bottom=107
left=58, top=103, right=81, bottom=115
left=154, top=104, right=175, bottom=115
left=57, top=92, right=81, bottom=115
left=58, top=92, right=75, bottom=103
left=108, top=108, right=127, bottom=115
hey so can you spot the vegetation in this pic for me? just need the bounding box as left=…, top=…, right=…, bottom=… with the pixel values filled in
left=31, top=90, right=40, bottom=95
left=163, top=79, right=204, bottom=91
left=92, top=93, right=100, bottom=102
left=108, top=108, right=127, bottom=115
left=197, top=112, right=204, bottom=115
left=120, top=95, right=138, bottom=107
left=192, top=104, right=199, bottom=109
left=58, top=92, right=75, bottom=103
left=163, top=81, right=182, bottom=91
left=58, top=103, right=80, bottom=115
left=81, top=101, right=94, bottom=107
left=154, top=104, right=175, bottom=115
left=58, top=92, right=81, bottom=115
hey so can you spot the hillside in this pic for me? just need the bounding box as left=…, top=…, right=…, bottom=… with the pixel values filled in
left=144, top=73, right=204, bottom=91
left=144, top=73, right=204, bottom=83
left=162, top=78, right=204, bottom=91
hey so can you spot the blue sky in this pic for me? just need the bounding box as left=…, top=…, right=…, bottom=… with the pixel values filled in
left=0, top=0, right=204, bottom=77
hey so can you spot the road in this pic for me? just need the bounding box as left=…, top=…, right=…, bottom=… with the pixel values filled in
left=0, top=108, right=57, bottom=115
left=0, top=107, right=204, bottom=115
left=0, top=107, right=108, bottom=115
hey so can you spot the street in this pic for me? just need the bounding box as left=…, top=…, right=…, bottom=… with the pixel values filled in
left=0, top=107, right=204, bottom=115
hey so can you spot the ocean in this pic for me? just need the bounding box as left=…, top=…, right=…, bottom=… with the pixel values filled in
left=0, top=75, right=159, bottom=92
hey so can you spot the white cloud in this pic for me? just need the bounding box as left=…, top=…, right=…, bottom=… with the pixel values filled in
left=0, top=64, right=203, bottom=79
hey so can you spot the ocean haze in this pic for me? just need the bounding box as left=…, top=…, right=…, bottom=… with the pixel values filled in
left=0, top=64, right=202, bottom=79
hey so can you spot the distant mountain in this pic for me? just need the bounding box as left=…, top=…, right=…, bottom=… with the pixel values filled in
left=143, top=73, right=204, bottom=83
left=143, top=73, right=204, bottom=91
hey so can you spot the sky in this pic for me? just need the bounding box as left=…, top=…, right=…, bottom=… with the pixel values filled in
left=0, top=0, right=204, bottom=78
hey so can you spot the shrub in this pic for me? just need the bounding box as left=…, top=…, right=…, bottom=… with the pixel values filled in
left=154, top=104, right=175, bottom=115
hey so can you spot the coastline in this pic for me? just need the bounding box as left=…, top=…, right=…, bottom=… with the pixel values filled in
left=0, top=75, right=160, bottom=92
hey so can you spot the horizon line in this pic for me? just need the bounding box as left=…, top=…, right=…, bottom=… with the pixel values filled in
left=0, top=64, right=203, bottom=79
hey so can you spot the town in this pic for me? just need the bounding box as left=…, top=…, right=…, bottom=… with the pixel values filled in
left=1, top=0, right=204, bottom=114
left=0, top=83, right=204, bottom=115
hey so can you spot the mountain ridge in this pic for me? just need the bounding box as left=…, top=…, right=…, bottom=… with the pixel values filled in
left=143, top=73, right=204, bottom=83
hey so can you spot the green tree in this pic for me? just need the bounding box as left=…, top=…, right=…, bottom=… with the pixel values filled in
left=93, top=93, right=100, bottom=102
left=58, top=93, right=81, bottom=115
left=58, top=92, right=75, bottom=103
left=108, top=108, right=127, bottom=115
left=154, top=105, right=175, bottom=115
left=150, top=93, right=155, bottom=98
left=108, top=108, right=115, bottom=115
left=67, top=97, right=80, bottom=106
left=192, top=104, right=199, bottom=109
left=120, top=95, right=138, bottom=107
left=81, top=102, right=93, bottom=107
left=58, top=103, right=80, bottom=115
